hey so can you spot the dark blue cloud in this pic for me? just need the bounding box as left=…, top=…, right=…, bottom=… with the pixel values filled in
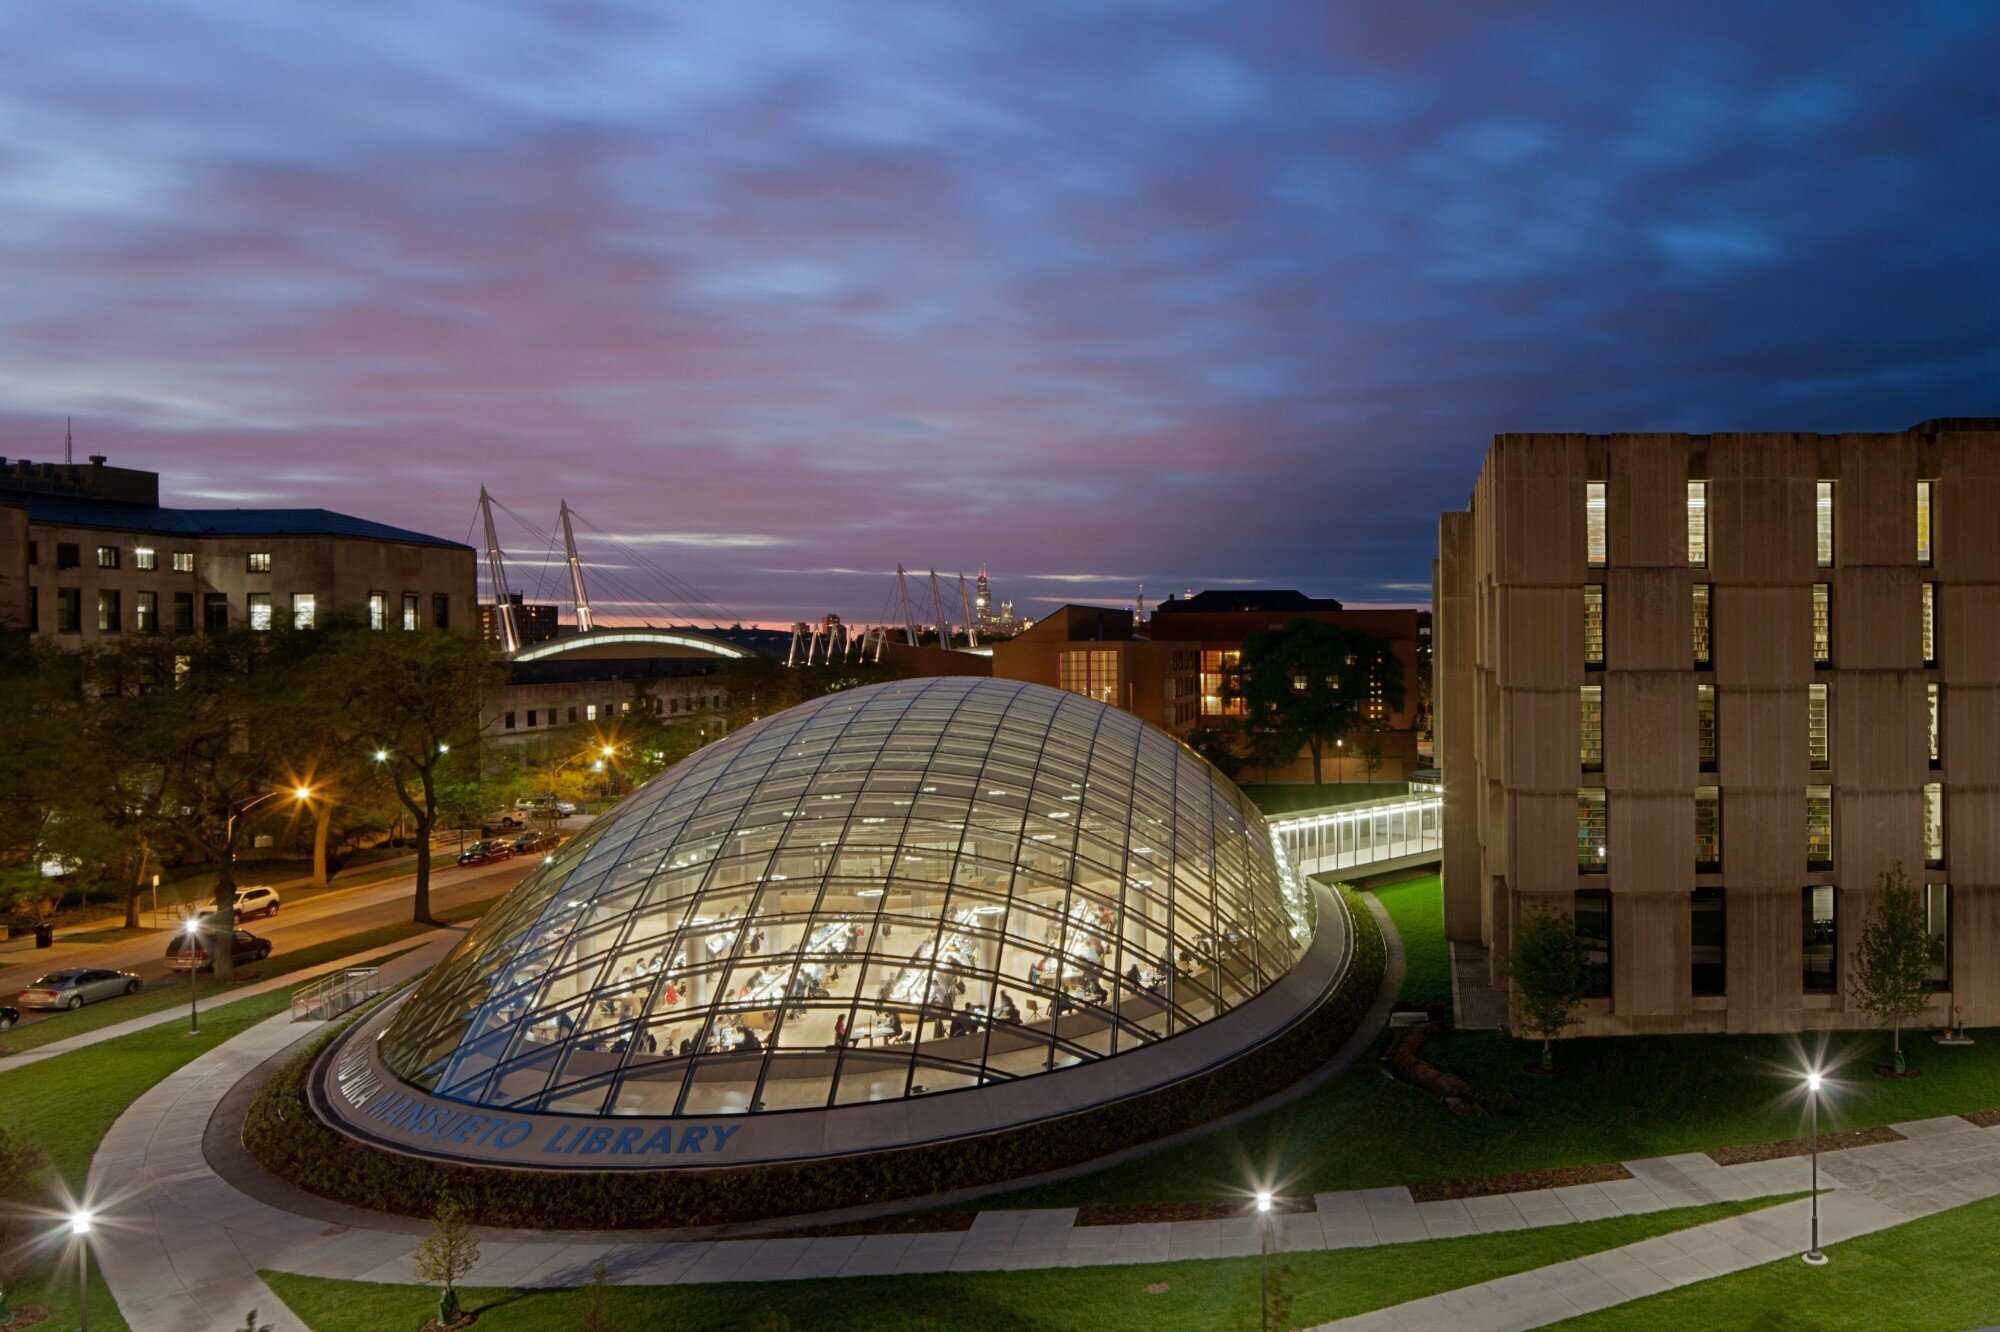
left=0, top=1, right=1995, bottom=621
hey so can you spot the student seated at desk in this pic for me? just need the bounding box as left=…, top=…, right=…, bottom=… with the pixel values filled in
left=738, top=1026, right=762, bottom=1053
left=996, top=991, right=1021, bottom=1024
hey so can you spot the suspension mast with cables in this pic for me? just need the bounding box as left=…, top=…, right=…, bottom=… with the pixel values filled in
left=559, top=499, right=595, bottom=633
left=478, top=486, right=520, bottom=654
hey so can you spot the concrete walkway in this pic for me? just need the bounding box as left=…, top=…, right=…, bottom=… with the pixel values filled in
left=0, top=929, right=458, bottom=1074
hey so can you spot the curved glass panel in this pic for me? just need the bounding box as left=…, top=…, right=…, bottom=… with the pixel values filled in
left=382, top=677, right=1313, bottom=1117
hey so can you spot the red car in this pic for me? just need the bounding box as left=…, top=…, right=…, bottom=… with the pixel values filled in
left=166, top=929, right=272, bottom=973
left=457, top=839, right=516, bottom=867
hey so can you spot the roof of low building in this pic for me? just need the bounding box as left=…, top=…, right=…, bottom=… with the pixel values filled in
left=5, top=495, right=472, bottom=550
left=1153, top=589, right=1344, bottom=613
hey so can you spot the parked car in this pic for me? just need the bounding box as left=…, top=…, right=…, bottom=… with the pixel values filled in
left=514, top=796, right=552, bottom=812
left=552, top=800, right=578, bottom=817
left=458, top=839, right=516, bottom=867
left=0, top=1004, right=20, bottom=1030
left=512, top=829, right=557, bottom=855
left=231, top=886, right=282, bottom=919
left=165, top=928, right=272, bottom=973
left=16, top=968, right=142, bottom=1011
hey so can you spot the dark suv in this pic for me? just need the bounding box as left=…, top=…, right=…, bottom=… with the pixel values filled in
left=166, top=928, right=272, bottom=973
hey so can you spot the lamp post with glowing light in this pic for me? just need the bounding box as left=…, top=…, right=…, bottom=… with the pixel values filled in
left=183, top=917, right=203, bottom=1034
left=1802, top=1069, right=1828, bottom=1265
left=210, top=786, right=311, bottom=981
left=1255, top=1190, right=1273, bottom=1331
left=70, top=1209, right=93, bottom=1331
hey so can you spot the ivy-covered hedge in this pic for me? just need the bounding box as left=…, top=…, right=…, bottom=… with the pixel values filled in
left=244, top=887, right=1386, bottom=1229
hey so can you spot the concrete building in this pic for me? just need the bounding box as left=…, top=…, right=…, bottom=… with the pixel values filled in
left=0, top=453, right=474, bottom=642
left=990, top=592, right=1427, bottom=783
left=1437, top=420, right=2000, bottom=1036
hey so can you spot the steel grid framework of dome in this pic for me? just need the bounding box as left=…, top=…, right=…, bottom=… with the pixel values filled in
left=328, top=677, right=1341, bottom=1168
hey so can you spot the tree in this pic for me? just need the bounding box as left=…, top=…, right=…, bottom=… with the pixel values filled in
left=1358, top=733, right=1385, bottom=784
left=314, top=628, right=504, bottom=925
left=1506, top=904, right=1590, bottom=1071
left=1184, top=726, right=1245, bottom=781
left=413, top=1193, right=481, bottom=1326
left=1849, top=863, right=1939, bottom=1073
left=1232, top=619, right=1405, bottom=786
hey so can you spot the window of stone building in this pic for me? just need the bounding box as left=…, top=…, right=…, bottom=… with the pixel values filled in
left=26, top=586, right=37, bottom=631
left=1059, top=649, right=1119, bottom=705
left=173, top=592, right=194, bottom=633
left=1692, top=584, right=1711, bottom=667
left=527, top=710, right=538, bottom=727
left=1806, top=785, right=1833, bottom=870
left=1802, top=886, right=1837, bottom=993
left=203, top=592, right=228, bottom=631
left=504, top=711, right=516, bottom=730
left=1691, top=888, right=1726, bottom=997
left=1808, top=684, right=1830, bottom=770
left=135, top=590, right=157, bottom=633
left=1925, top=782, right=1944, bottom=868
left=1579, top=686, right=1603, bottom=771
left=27, top=541, right=37, bottom=566
left=96, top=545, right=119, bottom=569
left=586, top=704, right=597, bottom=721
left=134, top=546, right=156, bottom=571
left=247, top=551, right=272, bottom=573
left=1916, top=480, right=1934, bottom=565
left=292, top=593, right=316, bottom=630
left=57, top=542, right=80, bottom=570
left=1926, top=882, right=1950, bottom=991
left=1922, top=583, right=1936, bottom=667
left=568, top=706, right=578, bottom=723
left=368, top=592, right=387, bottom=630
left=172, top=551, right=195, bottom=573
left=1929, top=684, right=1942, bottom=769
left=1686, top=481, right=1707, bottom=567
left=247, top=592, right=272, bottom=631
left=96, top=589, right=120, bottom=633
left=433, top=593, right=450, bottom=630
left=1574, top=889, right=1611, bottom=998
left=1815, top=481, right=1835, bottom=567
left=1811, top=584, right=1831, bottom=666
left=1577, top=788, right=1607, bottom=872
left=1695, top=786, right=1721, bottom=871
left=1585, top=481, right=1607, bottom=567
left=1697, top=684, right=1717, bottom=772
left=56, top=587, right=81, bottom=632
left=1583, top=586, right=1605, bottom=668
left=1198, top=649, right=1244, bottom=716
left=402, top=592, right=419, bottom=630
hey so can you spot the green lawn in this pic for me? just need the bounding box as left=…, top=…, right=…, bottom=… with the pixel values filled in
left=0, top=988, right=304, bottom=1332
left=1239, top=782, right=1407, bottom=816
left=1367, top=871, right=1448, bottom=1007
left=0, top=899, right=490, bottom=1056
left=1552, top=1193, right=2000, bottom=1330
left=266, top=1196, right=1787, bottom=1332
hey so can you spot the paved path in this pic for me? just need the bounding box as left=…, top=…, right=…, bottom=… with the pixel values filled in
left=0, top=929, right=459, bottom=1074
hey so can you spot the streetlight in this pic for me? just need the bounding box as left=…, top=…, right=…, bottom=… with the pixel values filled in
left=373, top=749, right=389, bottom=763
left=183, top=917, right=203, bottom=1034
left=216, top=785, right=312, bottom=945
left=1255, top=1190, right=1274, bottom=1332
left=69, top=1209, right=93, bottom=1332
left=1802, top=1069, right=1828, bottom=1265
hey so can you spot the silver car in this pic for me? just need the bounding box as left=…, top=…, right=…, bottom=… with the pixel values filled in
left=16, top=967, right=143, bottom=1011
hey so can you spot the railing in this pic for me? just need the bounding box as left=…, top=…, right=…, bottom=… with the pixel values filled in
left=292, top=966, right=384, bottom=1022
left=1269, top=792, right=1443, bottom=877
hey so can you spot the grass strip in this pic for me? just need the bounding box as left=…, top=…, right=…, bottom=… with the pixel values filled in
left=1366, top=870, right=1448, bottom=1008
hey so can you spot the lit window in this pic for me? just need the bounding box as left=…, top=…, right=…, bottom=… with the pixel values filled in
left=1916, top=480, right=1934, bottom=565
left=1686, top=481, right=1707, bottom=566
left=1921, top=583, right=1936, bottom=666
left=1583, top=586, right=1605, bottom=668
left=368, top=592, right=387, bottom=631
left=586, top=704, right=598, bottom=722
left=1806, top=785, right=1833, bottom=869
left=1815, top=480, right=1835, bottom=567
left=1808, top=684, right=1829, bottom=770
left=1925, top=782, right=1944, bottom=867
left=1585, top=481, right=1607, bottom=567
left=134, top=546, right=157, bottom=571
left=1577, top=788, right=1607, bottom=872
left=292, top=593, right=316, bottom=630
left=135, top=590, right=157, bottom=633
left=96, top=545, right=120, bottom=569
left=248, top=592, right=273, bottom=631
left=172, top=551, right=195, bottom=573
left=1579, top=686, right=1603, bottom=771
left=1059, top=649, right=1119, bottom=704
left=402, top=593, right=419, bottom=631
left=1811, top=584, right=1831, bottom=665
left=1198, top=649, right=1244, bottom=717
left=1574, top=889, right=1611, bottom=997
left=1691, top=889, right=1725, bottom=997
left=247, top=551, right=272, bottom=573
left=1695, top=786, right=1721, bottom=870
left=1925, top=883, right=1950, bottom=990
left=1929, top=683, right=1941, bottom=768
left=1803, top=886, right=1837, bottom=993
left=1697, top=684, right=1717, bottom=771
left=1692, top=584, right=1711, bottom=667
left=96, top=589, right=121, bottom=633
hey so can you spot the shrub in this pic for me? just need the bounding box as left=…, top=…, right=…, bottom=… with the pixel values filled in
left=243, top=890, right=1387, bottom=1230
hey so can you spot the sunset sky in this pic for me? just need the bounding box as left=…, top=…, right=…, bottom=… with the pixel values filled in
left=5, top=3, right=1996, bottom=625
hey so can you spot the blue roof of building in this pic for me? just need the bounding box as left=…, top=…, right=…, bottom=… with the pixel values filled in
left=7, top=496, right=471, bottom=550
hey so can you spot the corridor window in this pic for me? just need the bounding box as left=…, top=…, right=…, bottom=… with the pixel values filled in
left=1803, top=887, right=1837, bottom=993
left=1815, top=481, right=1835, bottom=567
left=1059, top=650, right=1119, bottom=704
left=1577, top=789, right=1607, bottom=872
left=1579, top=686, right=1603, bottom=771
left=1808, top=684, right=1829, bottom=770
left=247, top=593, right=273, bottom=631
left=1929, top=684, right=1941, bottom=768
left=1574, top=889, right=1611, bottom=998
left=1926, top=883, right=1950, bottom=991
left=1695, top=786, right=1721, bottom=871
left=1811, top=584, right=1831, bottom=666
left=1925, top=783, right=1944, bottom=867
left=1692, top=584, right=1711, bottom=667
left=1585, top=481, right=1607, bottom=567
left=1916, top=480, right=1934, bottom=565
left=1922, top=583, right=1936, bottom=666
left=1583, top=586, right=1605, bottom=668
left=1686, top=481, right=1707, bottom=566
left=1806, top=786, right=1833, bottom=869
left=1691, top=889, right=1725, bottom=997
left=1697, top=684, right=1717, bottom=771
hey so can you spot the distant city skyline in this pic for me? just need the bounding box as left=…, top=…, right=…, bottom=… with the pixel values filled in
left=5, top=3, right=1996, bottom=622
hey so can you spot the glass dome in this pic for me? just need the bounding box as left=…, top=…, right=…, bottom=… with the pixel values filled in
left=381, top=676, right=1313, bottom=1120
